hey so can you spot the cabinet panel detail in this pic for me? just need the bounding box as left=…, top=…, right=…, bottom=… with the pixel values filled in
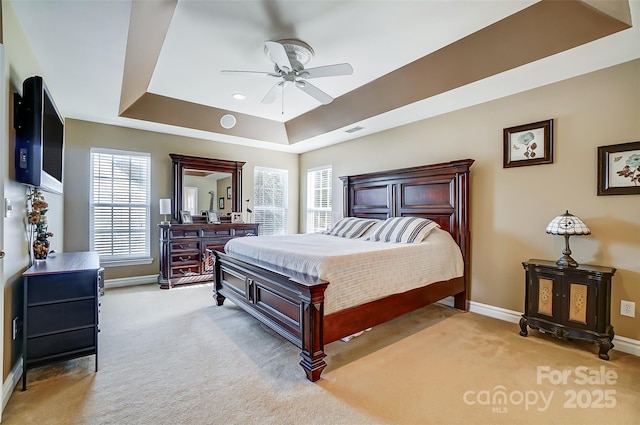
left=537, top=278, right=553, bottom=316
left=569, top=283, right=588, bottom=324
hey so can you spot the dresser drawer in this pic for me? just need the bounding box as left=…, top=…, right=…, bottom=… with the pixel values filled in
left=202, top=228, right=232, bottom=238
left=27, top=299, right=96, bottom=336
left=170, top=265, right=200, bottom=278
left=27, top=271, right=97, bottom=304
left=169, top=228, right=200, bottom=238
left=170, top=252, right=200, bottom=265
left=234, top=228, right=257, bottom=236
left=27, top=327, right=96, bottom=360
left=169, top=241, right=199, bottom=252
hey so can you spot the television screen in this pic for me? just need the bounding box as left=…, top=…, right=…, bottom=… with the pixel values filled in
left=14, top=76, right=64, bottom=194
left=42, top=88, right=64, bottom=182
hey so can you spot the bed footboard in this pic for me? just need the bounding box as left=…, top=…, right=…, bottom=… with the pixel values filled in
left=214, top=251, right=329, bottom=381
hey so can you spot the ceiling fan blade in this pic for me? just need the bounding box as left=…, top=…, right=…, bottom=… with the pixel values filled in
left=299, top=63, right=353, bottom=79
left=262, top=81, right=285, bottom=104
left=221, top=70, right=279, bottom=77
left=295, top=81, right=333, bottom=105
left=264, top=41, right=293, bottom=73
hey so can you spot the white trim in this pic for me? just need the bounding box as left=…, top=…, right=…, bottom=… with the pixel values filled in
left=104, top=274, right=157, bottom=289
left=100, top=257, right=154, bottom=268
left=3, top=359, right=23, bottom=412
left=437, top=297, right=639, bottom=356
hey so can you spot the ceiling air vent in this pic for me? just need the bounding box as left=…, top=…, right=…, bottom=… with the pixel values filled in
left=345, top=126, right=364, bottom=133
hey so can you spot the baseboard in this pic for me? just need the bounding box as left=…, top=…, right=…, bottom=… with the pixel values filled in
left=104, top=274, right=158, bottom=289
left=437, top=297, right=640, bottom=356
left=2, top=359, right=23, bottom=412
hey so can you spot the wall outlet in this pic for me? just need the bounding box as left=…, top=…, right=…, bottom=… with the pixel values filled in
left=12, top=317, right=18, bottom=340
left=620, top=300, right=635, bottom=318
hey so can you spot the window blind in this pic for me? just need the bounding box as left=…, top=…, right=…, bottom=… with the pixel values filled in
left=307, top=166, right=332, bottom=233
left=90, top=149, right=151, bottom=261
left=254, top=166, right=288, bottom=235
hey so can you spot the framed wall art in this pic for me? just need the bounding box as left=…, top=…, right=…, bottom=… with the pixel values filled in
left=503, top=119, right=553, bottom=168
left=597, top=141, right=640, bottom=196
left=231, top=212, right=243, bottom=223
left=219, top=197, right=225, bottom=210
left=227, top=186, right=232, bottom=199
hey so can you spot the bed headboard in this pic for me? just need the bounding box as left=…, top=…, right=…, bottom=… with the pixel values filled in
left=339, top=158, right=474, bottom=280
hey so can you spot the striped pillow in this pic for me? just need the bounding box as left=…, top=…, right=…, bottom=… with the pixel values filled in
left=323, top=217, right=380, bottom=239
left=363, top=217, right=440, bottom=243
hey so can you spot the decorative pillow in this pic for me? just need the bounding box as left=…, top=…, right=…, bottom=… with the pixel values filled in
left=363, top=217, right=440, bottom=243
left=323, top=217, right=380, bottom=239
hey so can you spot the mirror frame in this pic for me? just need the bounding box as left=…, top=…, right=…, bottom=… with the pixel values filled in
left=170, top=153, right=245, bottom=222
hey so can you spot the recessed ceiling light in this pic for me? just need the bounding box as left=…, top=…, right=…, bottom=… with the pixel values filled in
left=220, top=114, right=236, bottom=129
left=232, top=93, right=246, bottom=100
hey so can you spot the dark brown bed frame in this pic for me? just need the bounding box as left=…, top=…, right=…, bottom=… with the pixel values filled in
left=214, top=159, right=474, bottom=381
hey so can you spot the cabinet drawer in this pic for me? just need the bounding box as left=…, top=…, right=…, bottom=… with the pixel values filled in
left=27, top=327, right=96, bottom=360
left=27, top=271, right=97, bottom=304
left=27, top=300, right=96, bottom=336
left=170, top=265, right=200, bottom=278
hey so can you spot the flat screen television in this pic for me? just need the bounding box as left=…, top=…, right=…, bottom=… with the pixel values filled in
left=14, top=76, right=64, bottom=194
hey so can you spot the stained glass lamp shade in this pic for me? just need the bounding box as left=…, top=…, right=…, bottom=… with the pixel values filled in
left=545, top=210, right=591, bottom=267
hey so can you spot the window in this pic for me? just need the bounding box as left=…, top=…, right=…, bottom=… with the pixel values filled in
left=254, top=166, right=288, bottom=235
left=307, top=166, right=332, bottom=233
left=90, top=148, right=151, bottom=265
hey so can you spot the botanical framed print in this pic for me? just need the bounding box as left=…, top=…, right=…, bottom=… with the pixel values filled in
left=227, top=186, right=232, bottom=199
left=503, top=119, right=553, bottom=168
left=180, top=210, right=192, bottom=224
left=597, top=141, right=640, bottom=195
left=218, top=197, right=225, bottom=210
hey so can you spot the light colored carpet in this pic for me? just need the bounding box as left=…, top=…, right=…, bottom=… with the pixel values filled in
left=3, top=282, right=639, bottom=425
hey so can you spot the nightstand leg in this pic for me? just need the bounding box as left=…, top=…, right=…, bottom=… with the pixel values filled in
left=519, top=316, right=528, bottom=337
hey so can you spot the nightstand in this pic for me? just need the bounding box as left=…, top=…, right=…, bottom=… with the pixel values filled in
left=520, top=259, right=616, bottom=360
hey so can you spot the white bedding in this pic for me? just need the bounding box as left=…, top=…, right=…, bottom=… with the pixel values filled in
left=224, top=228, right=464, bottom=314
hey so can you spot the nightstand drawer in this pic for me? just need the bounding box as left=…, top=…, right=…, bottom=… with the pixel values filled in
left=27, top=328, right=96, bottom=360
left=27, top=299, right=96, bottom=336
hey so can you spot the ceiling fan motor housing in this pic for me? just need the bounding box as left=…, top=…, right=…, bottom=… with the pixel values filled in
left=265, top=39, right=315, bottom=73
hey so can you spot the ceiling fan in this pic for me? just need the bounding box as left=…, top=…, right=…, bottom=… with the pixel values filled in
left=221, top=39, right=353, bottom=106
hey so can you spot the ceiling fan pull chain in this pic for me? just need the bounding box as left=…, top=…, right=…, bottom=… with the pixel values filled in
left=281, top=84, right=285, bottom=115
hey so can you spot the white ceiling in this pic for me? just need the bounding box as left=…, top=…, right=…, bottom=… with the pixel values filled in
left=9, top=0, right=640, bottom=154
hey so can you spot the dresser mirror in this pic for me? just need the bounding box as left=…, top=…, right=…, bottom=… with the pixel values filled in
left=170, top=154, right=245, bottom=222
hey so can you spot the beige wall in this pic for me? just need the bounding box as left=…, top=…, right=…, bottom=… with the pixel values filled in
left=300, top=59, right=640, bottom=341
left=2, top=1, right=65, bottom=382
left=63, top=120, right=299, bottom=280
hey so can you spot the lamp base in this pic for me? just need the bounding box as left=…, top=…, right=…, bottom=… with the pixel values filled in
left=556, top=255, right=579, bottom=268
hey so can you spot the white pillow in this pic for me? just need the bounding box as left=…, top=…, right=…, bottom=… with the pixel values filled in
left=363, top=217, right=440, bottom=243
left=323, top=217, right=380, bottom=238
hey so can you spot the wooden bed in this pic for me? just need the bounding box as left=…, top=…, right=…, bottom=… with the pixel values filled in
left=214, top=159, right=474, bottom=381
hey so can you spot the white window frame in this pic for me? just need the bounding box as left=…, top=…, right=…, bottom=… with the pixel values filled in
left=253, top=166, right=288, bottom=236
left=90, top=148, right=152, bottom=267
left=306, top=165, right=333, bottom=233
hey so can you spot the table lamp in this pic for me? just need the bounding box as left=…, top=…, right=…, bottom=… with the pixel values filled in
left=159, top=199, right=171, bottom=224
left=545, top=210, right=590, bottom=267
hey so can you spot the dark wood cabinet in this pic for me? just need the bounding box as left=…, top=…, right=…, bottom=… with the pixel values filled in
left=520, top=259, right=616, bottom=359
left=158, top=222, right=258, bottom=289
left=22, top=251, right=101, bottom=390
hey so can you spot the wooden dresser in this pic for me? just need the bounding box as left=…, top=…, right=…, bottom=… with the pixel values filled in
left=158, top=222, right=258, bottom=289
